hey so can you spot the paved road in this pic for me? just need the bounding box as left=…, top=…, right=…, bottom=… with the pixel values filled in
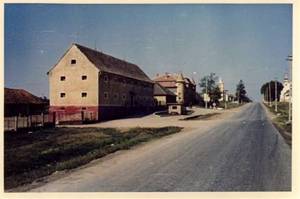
left=31, top=102, right=291, bottom=192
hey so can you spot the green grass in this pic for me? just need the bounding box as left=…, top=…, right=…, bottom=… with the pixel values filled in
left=4, top=126, right=182, bottom=190
left=265, top=102, right=291, bottom=133
left=180, top=113, right=221, bottom=120
left=264, top=102, right=291, bottom=146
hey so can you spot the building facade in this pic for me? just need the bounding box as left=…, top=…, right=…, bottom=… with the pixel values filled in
left=218, top=78, right=225, bottom=101
left=280, top=73, right=291, bottom=102
left=153, top=73, right=196, bottom=106
left=48, top=43, right=154, bottom=122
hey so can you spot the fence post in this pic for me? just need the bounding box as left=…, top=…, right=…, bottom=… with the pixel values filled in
left=27, top=115, right=32, bottom=128
left=53, top=112, right=56, bottom=127
left=81, top=111, right=84, bottom=124
left=41, top=112, right=44, bottom=127
left=14, top=116, right=18, bottom=131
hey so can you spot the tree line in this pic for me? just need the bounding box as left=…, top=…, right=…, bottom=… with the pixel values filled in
left=260, top=81, right=283, bottom=102
left=198, top=73, right=251, bottom=107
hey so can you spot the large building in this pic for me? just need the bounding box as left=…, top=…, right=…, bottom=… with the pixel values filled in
left=153, top=73, right=196, bottom=106
left=280, top=73, right=292, bottom=102
left=48, top=43, right=154, bottom=122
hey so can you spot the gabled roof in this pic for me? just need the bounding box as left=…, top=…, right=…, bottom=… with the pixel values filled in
left=153, top=73, right=177, bottom=82
left=154, top=83, right=176, bottom=96
left=5, top=88, right=46, bottom=104
left=74, top=43, right=153, bottom=83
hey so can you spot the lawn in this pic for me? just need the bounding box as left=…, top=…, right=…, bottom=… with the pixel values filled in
left=180, top=113, right=221, bottom=120
left=266, top=102, right=291, bottom=133
left=265, top=102, right=291, bottom=145
left=4, top=126, right=182, bottom=190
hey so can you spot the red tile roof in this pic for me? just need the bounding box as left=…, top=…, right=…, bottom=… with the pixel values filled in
left=5, top=88, right=45, bottom=104
left=153, top=74, right=177, bottom=82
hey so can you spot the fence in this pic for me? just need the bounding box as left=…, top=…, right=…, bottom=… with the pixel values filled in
left=4, top=113, right=54, bottom=132
left=4, top=111, right=96, bottom=132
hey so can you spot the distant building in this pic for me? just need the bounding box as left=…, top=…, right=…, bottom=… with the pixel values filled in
left=280, top=73, right=291, bottom=102
left=153, top=73, right=196, bottom=106
left=48, top=43, right=154, bottom=122
left=217, top=78, right=225, bottom=101
left=4, top=88, right=48, bottom=117
left=153, top=83, right=176, bottom=106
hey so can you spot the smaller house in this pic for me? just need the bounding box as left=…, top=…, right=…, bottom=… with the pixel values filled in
left=153, top=72, right=196, bottom=106
left=280, top=73, right=292, bottom=102
left=4, top=88, right=48, bottom=117
left=153, top=83, right=176, bottom=106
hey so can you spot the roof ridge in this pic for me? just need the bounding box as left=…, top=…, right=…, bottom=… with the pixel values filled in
left=74, top=43, right=153, bottom=83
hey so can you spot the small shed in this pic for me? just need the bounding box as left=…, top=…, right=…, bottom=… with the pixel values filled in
left=4, top=88, right=49, bottom=117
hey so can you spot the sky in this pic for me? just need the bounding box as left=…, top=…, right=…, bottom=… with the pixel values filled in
left=4, top=4, right=292, bottom=101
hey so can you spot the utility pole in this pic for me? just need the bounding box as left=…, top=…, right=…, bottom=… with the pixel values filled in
left=224, top=90, right=228, bottom=109
left=286, top=55, right=293, bottom=123
left=269, top=82, right=272, bottom=107
left=265, top=86, right=268, bottom=104
left=205, top=77, right=208, bottom=109
left=275, top=77, right=278, bottom=112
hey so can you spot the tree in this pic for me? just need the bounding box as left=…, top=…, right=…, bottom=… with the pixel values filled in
left=236, top=80, right=248, bottom=103
left=199, top=73, right=222, bottom=104
left=260, top=81, right=283, bottom=102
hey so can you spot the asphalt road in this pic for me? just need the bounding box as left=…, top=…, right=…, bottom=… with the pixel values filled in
left=31, top=102, right=291, bottom=192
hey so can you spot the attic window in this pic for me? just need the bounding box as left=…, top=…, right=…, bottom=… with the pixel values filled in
left=81, top=92, right=87, bottom=98
left=60, top=93, right=66, bottom=98
left=71, top=59, right=76, bottom=64
left=82, top=75, right=87, bottom=80
left=60, top=76, right=66, bottom=81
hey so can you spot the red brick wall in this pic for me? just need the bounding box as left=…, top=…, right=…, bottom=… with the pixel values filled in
left=50, top=106, right=99, bottom=122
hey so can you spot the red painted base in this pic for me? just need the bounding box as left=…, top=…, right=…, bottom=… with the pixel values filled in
left=50, top=106, right=99, bottom=122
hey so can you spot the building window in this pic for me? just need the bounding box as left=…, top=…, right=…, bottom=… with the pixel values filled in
left=122, top=94, right=126, bottom=100
left=60, top=76, right=66, bottom=81
left=81, top=107, right=86, bottom=110
left=60, top=107, right=65, bottom=110
left=82, top=92, right=87, bottom=98
left=82, top=75, right=87, bottom=80
left=104, top=75, right=108, bottom=83
left=104, top=92, right=109, bottom=99
left=114, top=93, right=119, bottom=100
left=71, top=59, right=76, bottom=64
left=60, top=93, right=66, bottom=98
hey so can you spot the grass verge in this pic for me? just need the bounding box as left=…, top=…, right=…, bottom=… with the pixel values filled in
left=264, top=102, right=291, bottom=146
left=4, top=126, right=182, bottom=190
left=180, top=113, right=221, bottom=120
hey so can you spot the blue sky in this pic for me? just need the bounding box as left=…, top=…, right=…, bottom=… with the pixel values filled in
left=5, top=4, right=292, bottom=101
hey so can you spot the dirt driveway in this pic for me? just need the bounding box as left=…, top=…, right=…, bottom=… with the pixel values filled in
left=61, top=104, right=249, bottom=130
